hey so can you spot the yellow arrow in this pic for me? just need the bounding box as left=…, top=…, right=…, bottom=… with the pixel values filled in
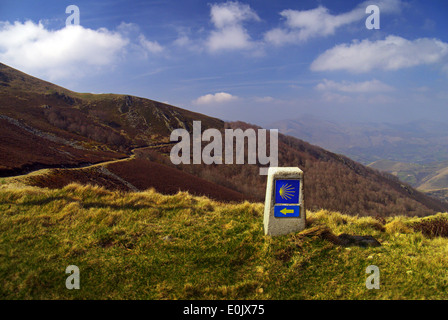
left=280, top=208, right=294, bottom=215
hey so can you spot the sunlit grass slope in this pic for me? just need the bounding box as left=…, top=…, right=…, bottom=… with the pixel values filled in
left=1, top=182, right=448, bottom=299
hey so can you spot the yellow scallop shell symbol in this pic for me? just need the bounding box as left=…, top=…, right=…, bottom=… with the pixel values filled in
left=279, top=183, right=295, bottom=200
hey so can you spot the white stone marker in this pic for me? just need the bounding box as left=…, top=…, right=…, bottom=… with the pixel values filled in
left=263, top=167, right=305, bottom=236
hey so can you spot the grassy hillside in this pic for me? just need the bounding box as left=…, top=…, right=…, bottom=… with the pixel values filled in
left=1, top=182, right=448, bottom=299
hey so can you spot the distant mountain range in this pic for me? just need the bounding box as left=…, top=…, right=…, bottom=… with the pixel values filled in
left=267, top=115, right=448, bottom=165
left=267, top=115, right=448, bottom=203
left=1, top=62, right=447, bottom=217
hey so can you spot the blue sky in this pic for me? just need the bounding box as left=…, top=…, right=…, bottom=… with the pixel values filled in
left=1, top=0, right=448, bottom=125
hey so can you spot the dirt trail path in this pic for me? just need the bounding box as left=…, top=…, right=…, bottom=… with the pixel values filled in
left=2, top=143, right=174, bottom=183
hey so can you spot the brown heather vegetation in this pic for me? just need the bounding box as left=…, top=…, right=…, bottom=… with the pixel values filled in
left=411, top=216, right=448, bottom=238
left=107, top=159, right=247, bottom=202
left=43, top=108, right=128, bottom=148
left=24, top=158, right=248, bottom=203
left=0, top=119, right=123, bottom=176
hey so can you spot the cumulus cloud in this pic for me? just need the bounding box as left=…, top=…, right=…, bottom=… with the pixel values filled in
left=173, top=30, right=205, bottom=54
left=0, top=20, right=129, bottom=80
left=0, top=20, right=164, bottom=80
left=265, top=6, right=362, bottom=45
left=139, top=34, right=164, bottom=54
left=173, top=35, right=191, bottom=47
left=193, top=92, right=238, bottom=105
left=265, top=0, right=401, bottom=45
left=206, top=1, right=260, bottom=52
left=316, top=79, right=394, bottom=93
left=310, top=35, right=448, bottom=73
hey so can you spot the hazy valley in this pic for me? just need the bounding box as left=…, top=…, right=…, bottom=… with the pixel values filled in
left=267, top=115, right=448, bottom=203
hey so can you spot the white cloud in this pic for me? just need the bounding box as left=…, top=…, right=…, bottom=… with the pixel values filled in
left=0, top=20, right=129, bottom=80
left=265, top=6, right=362, bottom=45
left=316, top=79, right=394, bottom=93
left=311, top=35, right=448, bottom=73
left=206, top=1, right=260, bottom=52
left=116, top=22, right=140, bottom=36
left=139, top=34, right=164, bottom=54
left=0, top=20, right=165, bottom=80
left=173, top=31, right=205, bottom=54
left=210, top=1, right=259, bottom=28
left=174, top=35, right=190, bottom=47
left=265, top=0, right=401, bottom=45
left=193, top=92, right=238, bottom=105
left=208, top=25, right=252, bottom=52
left=119, top=22, right=164, bottom=55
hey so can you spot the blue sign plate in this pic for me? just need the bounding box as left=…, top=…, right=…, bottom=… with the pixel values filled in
left=275, top=179, right=300, bottom=204
left=274, top=205, right=300, bottom=218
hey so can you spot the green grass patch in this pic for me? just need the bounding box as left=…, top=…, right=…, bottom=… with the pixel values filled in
left=1, top=183, right=448, bottom=299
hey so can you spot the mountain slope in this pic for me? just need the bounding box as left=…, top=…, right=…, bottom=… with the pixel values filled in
left=0, top=62, right=223, bottom=175
left=419, top=166, right=448, bottom=191
left=1, top=63, right=447, bottom=216
left=369, top=159, right=448, bottom=202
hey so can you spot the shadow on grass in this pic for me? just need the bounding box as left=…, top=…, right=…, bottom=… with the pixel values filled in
left=12, top=195, right=73, bottom=206
left=81, top=202, right=158, bottom=211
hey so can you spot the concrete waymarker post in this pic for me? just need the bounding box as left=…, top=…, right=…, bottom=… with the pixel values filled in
left=264, top=167, right=305, bottom=236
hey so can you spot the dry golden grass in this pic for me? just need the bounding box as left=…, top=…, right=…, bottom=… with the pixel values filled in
left=1, top=182, right=448, bottom=299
